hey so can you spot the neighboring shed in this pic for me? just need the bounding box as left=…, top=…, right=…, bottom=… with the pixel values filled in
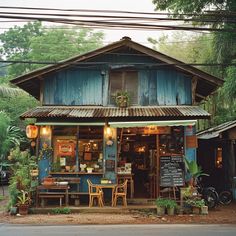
left=197, top=120, right=236, bottom=193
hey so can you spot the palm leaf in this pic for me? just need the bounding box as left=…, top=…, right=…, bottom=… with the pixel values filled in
left=0, top=85, right=24, bottom=97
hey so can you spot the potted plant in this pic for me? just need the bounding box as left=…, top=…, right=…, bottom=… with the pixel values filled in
left=165, top=199, right=177, bottom=216
left=184, top=157, right=209, bottom=187
left=7, top=147, right=38, bottom=211
left=155, top=197, right=167, bottom=216
left=185, top=198, right=205, bottom=214
left=17, top=190, right=31, bottom=215
left=114, top=91, right=130, bottom=108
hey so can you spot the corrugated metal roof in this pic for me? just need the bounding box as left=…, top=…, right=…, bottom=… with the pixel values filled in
left=20, top=106, right=210, bottom=119
left=197, top=120, right=236, bottom=139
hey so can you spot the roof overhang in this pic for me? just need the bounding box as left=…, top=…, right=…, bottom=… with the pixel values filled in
left=20, top=105, right=210, bottom=120
left=197, top=120, right=236, bottom=139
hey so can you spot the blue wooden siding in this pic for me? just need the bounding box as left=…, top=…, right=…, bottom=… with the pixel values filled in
left=139, top=69, right=192, bottom=106
left=43, top=69, right=103, bottom=105
left=42, top=51, right=192, bottom=106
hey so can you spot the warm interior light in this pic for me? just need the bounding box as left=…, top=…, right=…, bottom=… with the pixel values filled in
left=40, top=126, right=51, bottom=136
left=105, top=123, right=113, bottom=140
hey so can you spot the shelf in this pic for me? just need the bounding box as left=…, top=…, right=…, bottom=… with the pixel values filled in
left=50, top=172, right=103, bottom=175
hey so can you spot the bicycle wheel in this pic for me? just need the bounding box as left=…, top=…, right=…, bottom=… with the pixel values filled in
left=204, top=190, right=219, bottom=209
left=219, top=191, right=232, bottom=205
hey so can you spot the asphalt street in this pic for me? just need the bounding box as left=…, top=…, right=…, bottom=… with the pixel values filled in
left=0, top=224, right=236, bottom=236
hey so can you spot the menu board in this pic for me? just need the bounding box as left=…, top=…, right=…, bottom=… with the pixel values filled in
left=160, top=156, right=185, bottom=187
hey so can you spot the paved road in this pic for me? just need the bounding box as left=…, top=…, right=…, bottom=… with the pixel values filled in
left=0, top=224, right=236, bottom=236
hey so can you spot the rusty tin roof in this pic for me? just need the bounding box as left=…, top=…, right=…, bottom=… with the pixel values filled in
left=21, top=105, right=210, bottom=119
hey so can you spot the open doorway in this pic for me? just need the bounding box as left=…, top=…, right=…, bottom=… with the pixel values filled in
left=117, top=128, right=157, bottom=198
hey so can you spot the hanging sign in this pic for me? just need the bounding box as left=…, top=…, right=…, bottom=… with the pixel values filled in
left=144, top=126, right=171, bottom=135
left=186, top=135, right=198, bottom=148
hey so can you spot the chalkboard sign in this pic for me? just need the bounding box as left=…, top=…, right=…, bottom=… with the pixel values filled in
left=160, top=156, right=185, bottom=187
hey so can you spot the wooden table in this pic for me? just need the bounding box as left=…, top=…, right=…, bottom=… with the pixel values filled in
left=36, top=184, right=69, bottom=207
left=93, top=184, right=117, bottom=206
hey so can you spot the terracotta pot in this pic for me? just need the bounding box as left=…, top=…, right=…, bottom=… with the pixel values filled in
left=18, top=204, right=29, bottom=215
left=192, top=206, right=201, bottom=214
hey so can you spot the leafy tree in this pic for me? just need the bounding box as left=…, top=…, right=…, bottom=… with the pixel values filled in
left=0, top=22, right=43, bottom=77
left=0, top=24, right=104, bottom=77
left=0, top=93, right=38, bottom=127
left=29, top=27, right=104, bottom=66
left=0, top=111, right=26, bottom=195
left=152, top=0, right=236, bottom=127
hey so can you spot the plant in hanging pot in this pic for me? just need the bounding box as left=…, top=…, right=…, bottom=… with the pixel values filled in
left=17, top=190, right=31, bottom=215
left=114, top=91, right=131, bottom=108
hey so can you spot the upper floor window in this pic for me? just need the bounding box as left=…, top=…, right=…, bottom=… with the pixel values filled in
left=109, top=70, right=138, bottom=105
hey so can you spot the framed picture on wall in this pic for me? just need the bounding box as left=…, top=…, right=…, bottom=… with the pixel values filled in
left=83, top=152, right=92, bottom=161
left=57, top=141, right=75, bottom=156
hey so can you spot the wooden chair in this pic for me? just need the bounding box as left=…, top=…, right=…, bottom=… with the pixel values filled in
left=113, top=179, right=128, bottom=207
left=87, top=179, right=104, bottom=207
left=159, top=186, right=178, bottom=200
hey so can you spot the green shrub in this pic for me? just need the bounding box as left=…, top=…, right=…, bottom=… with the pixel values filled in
left=186, top=198, right=205, bottom=208
left=51, top=207, right=71, bottom=214
left=165, top=199, right=177, bottom=209
left=155, top=198, right=168, bottom=207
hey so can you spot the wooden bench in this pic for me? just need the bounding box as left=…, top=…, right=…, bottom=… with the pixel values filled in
left=38, top=194, right=65, bottom=207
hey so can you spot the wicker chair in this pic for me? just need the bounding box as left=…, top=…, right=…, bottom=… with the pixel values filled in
left=87, top=179, right=104, bottom=207
left=113, top=179, right=128, bottom=207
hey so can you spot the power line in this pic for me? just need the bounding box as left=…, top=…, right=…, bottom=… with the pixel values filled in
left=0, top=60, right=235, bottom=67
left=0, top=14, right=234, bottom=32
left=1, top=6, right=236, bottom=17
left=0, top=10, right=235, bottom=24
left=0, top=8, right=235, bottom=32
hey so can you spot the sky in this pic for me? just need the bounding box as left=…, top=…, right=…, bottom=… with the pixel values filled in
left=0, top=0, right=165, bottom=45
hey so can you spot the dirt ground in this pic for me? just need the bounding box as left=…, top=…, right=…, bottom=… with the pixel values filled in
left=0, top=200, right=236, bottom=225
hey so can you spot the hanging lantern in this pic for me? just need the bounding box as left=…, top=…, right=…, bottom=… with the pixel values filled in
left=26, top=124, right=38, bottom=139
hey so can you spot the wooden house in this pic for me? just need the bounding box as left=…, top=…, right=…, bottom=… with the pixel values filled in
left=197, top=120, right=236, bottom=199
left=11, top=37, right=223, bottom=202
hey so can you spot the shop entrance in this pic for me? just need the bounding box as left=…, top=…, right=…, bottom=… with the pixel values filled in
left=117, top=128, right=158, bottom=198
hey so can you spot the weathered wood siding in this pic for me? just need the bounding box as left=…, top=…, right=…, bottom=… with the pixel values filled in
left=43, top=51, right=192, bottom=106
left=139, top=70, right=192, bottom=106
left=43, top=69, right=103, bottom=105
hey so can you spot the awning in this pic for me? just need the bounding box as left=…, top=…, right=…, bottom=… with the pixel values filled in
left=35, top=122, right=105, bottom=126
left=35, top=120, right=196, bottom=127
left=110, top=120, right=196, bottom=128
left=21, top=105, right=210, bottom=119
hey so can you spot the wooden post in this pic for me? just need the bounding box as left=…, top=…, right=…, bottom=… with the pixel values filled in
left=192, top=76, right=198, bottom=105
left=39, top=78, right=44, bottom=105
left=156, top=134, right=160, bottom=197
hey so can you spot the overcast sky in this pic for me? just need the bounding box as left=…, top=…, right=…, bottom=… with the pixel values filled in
left=0, top=0, right=164, bottom=45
